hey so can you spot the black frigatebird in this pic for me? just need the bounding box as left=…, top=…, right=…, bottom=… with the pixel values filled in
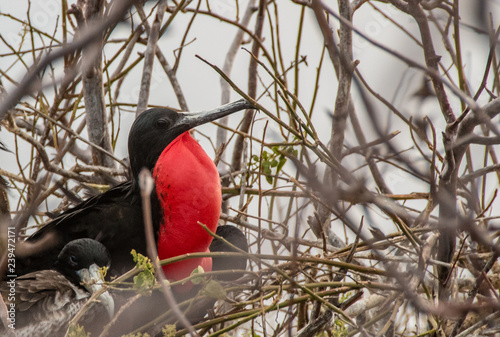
left=209, top=224, right=249, bottom=281
left=15, top=99, right=252, bottom=283
left=152, top=114, right=245, bottom=290
left=1, top=239, right=114, bottom=337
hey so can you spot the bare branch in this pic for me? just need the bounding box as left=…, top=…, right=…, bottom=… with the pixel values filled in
left=135, top=0, right=169, bottom=115
left=230, top=0, right=265, bottom=172
left=0, top=0, right=135, bottom=120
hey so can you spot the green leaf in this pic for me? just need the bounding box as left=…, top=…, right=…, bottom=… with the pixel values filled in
left=162, top=325, right=176, bottom=337
left=99, top=265, right=108, bottom=279
left=266, top=175, right=273, bottom=184
left=201, top=279, right=227, bottom=299
left=190, top=265, right=205, bottom=285
left=277, top=156, right=287, bottom=172
left=67, top=324, right=90, bottom=337
left=131, top=250, right=156, bottom=294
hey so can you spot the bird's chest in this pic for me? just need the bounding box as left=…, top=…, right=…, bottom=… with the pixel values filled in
left=153, top=133, right=221, bottom=257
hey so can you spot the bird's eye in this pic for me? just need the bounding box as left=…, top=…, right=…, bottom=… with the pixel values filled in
left=156, top=119, right=169, bottom=128
left=69, top=255, right=78, bottom=265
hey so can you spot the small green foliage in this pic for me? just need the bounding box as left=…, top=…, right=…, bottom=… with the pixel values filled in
left=122, top=333, right=150, bottom=337
left=338, top=292, right=351, bottom=303
left=251, top=146, right=295, bottom=184
left=201, top=279, right=227, bottom=299
left=131, top=249, right=156, bottom=294
left=162, top=325, right=176, bottom=337
left=99, top=265, right=108, bottom=279
left=331, top=319, right=348, bottom=337
left=261, top=151, right=276, bottom=184
left=190, top=265, right=205, bottom=285
left=67, top=324, right=90, bottom=337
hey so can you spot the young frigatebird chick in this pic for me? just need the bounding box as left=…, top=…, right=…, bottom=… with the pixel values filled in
left=1, top=239, right=114, bottom=337
left=14, top=100, right=253, bottom=278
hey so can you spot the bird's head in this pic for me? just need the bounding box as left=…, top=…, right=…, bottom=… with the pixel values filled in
left=56, top=238, right=114, bottom=318
left=128, top=99, right=254, bottom=178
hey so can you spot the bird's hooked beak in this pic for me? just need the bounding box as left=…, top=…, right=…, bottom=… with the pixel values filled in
left=176, top=99, right=255, bottom=130
left=77, top=263, right=115, bottom=319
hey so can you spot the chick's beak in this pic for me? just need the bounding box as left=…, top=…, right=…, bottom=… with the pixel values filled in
left=77, top=263, right=115, bottom=319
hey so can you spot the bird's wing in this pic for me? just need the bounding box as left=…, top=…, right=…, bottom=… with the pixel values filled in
left=29, top=180, right=137, bottom=241
left=1, top=270, right=87, bottom=328
left=15, top=270, right=87, bottom=312
left=16, top=180, right=144, bottom=276
left=0, top=270, right=112, bottom=337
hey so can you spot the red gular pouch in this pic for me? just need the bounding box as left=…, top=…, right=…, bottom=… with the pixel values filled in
left=154, top=131, right=221, bottom=292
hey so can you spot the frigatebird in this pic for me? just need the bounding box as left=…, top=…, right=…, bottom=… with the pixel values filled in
left=152, top=124, right=233, bottom=289
left=209, top=224, right=249, bottom=281
left=101, top=225, right=250, bottom=336
left=1, top=239, right=114, bottom=337
left=15, top=99, right=252, bottom=281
